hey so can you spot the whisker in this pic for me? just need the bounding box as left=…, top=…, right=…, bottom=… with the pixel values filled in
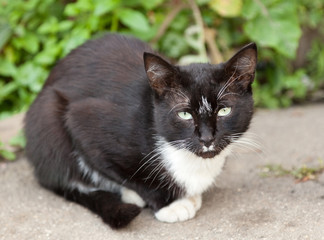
left=217, top=68, right=252, bottom=100
left=226, top=132, right=267, bottom=160
left=129, top=140, right=168, bottom=180
left=218, top=92, right=240, bottom=100
left=168, top=102, right=190, bottom=115
left=217, top=67, right=238, bottom=100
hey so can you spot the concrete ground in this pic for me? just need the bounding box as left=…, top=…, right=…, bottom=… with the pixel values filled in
left=1, top=104, right=324, bottom=240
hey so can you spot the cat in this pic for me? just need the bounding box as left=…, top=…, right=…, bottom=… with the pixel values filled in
left=25, top=33, right=257, bottom=228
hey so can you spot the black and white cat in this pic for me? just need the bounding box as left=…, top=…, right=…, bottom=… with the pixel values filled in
left=25, top=34, right=257, bottom=228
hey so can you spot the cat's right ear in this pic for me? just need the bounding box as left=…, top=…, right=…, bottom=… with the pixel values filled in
left=224, top=43, right=257, bottom=89
left=144, top=52, right=177, bottom=95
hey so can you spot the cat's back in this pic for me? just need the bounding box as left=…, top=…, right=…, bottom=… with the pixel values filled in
left=44, top=34, right=154, bottom=100
left=25, top=34, right=156, bottom=170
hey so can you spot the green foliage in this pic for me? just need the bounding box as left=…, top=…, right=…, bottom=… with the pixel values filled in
left=0, top=131, right=26, bottom=161
left=0, top=0, right=323, bottom=117
left=0, top=0, right=163, bottom=118
left=242, top=0, right=302, bottom=59
left=0, top=141, right=16, bottom=161
left=261, top=161, right=324, bottom=182
left=9, top=130, right=26, bottom=149
left=209, top=0, right=242, bottom=17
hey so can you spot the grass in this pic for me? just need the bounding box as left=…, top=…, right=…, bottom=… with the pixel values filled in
left=260, top=160, right=324, bottom=183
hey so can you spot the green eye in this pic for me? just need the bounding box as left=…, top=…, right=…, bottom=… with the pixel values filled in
left=177, top=111, right=193, bottom=120
left=218, top=107, right=232, bottom=117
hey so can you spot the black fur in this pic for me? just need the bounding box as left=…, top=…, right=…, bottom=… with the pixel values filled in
left=25, top=34, right=257, bottom=228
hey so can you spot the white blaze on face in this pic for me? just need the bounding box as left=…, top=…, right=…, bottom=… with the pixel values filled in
left=199, top=96, right=212, bottom=115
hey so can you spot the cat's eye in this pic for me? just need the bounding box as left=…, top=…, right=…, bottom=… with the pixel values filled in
left=217, top=107, right=232, bottom=117
left=177, top=111, right=193, bottom=120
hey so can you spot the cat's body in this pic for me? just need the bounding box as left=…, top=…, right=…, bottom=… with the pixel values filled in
left=25, top=34, right=257, bottom=228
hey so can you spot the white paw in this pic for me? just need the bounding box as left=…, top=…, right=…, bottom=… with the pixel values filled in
left=121, top=187, right=146, bottom=207
left=154, top=195, right=202, bottom=223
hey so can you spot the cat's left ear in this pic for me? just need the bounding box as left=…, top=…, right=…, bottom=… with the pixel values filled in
left=144, top=52, right=177, bottom=95
left=224, top=43, right=257, bottom=89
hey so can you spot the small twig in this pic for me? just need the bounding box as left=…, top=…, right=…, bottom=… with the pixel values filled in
left=151, top=1, right=187, bottom=44
left=186, top=0, right=207, bottom=59
left=204, top=28, right=224, bottom=64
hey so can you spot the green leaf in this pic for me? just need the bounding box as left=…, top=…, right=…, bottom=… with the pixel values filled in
left=35, top=39, right=61, bottom=65
left=0, top=149, right=16, bottom=161
left=161, top=32, right=189, bottom=58
left=242, top=0, right=302, bottom=58
left=121, top=0, right=142, bottom=7
left=11, top=31, right=39, bottom=54
left=117, top=8, right=150, bottom=32
left=0, top=59, right=17, bottom=76
left=122, top=26, right=157, bottom=41
left=0, top=20, right=12, bottom=50
left=9, top=131, right=26, bottom=149
left=64, top=3, right=80, bottom=17
left=15, top=62, right=47, bottom=92
left=0, top=82, right=18, bottom=102
left=64, top=0, right=94, bottom=16
left=93, top=0, right=120, bottom=16
left=140, top=0, right=163, bottom=10
left=209, top=0, right=242, bottom=17
left=169, top=13, right=189, bottom=31
left=241, top=0, right=259, bottom=19
left=22, top=32, right=39, bottom=54
left=61, top=31, right=88, bottom=56
left=38, top=17, right=59, bottom=34
left=13, top=24, right=25, bottom=37
left=282, top=69, right=307, bottom=98
left=34, top=54, right=53, bottom=66
left=58, top=20, right=74, bottom=32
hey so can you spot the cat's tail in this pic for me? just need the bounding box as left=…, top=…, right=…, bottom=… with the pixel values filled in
left=55, top=189, right=141, bottom=229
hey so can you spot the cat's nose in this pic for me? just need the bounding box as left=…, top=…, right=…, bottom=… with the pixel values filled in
left=200, top=135, right=214, bottom=147
left=198, top=123, right=215, bottom=147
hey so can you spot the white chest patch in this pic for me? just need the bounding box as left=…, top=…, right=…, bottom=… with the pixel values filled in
left=158, top=138, right=231, bottom=196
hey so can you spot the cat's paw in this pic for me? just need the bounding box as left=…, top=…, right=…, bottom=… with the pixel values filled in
left=103, top=203, right=141, bottom=229
left=154, top=195, right=202, bottom=223
left=121, top=187, right=146, bottom=207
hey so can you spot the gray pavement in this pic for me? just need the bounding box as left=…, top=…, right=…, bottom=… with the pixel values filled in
left=1, top=104, right=324, bottom=240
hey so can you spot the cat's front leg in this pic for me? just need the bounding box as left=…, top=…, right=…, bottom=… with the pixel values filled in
left=154, top=194, right=202, bottom=223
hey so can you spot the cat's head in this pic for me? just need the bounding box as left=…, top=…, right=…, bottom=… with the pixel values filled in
left=144, top=43, right=257, bottom=159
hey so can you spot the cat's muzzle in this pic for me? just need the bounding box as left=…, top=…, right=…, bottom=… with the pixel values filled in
left=197, top=145, right=219, bottom=159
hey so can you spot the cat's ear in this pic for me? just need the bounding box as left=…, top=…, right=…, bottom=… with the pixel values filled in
left=224, top=43, right=257, bottom=89
left=144, top=52, right=177, bottom=95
